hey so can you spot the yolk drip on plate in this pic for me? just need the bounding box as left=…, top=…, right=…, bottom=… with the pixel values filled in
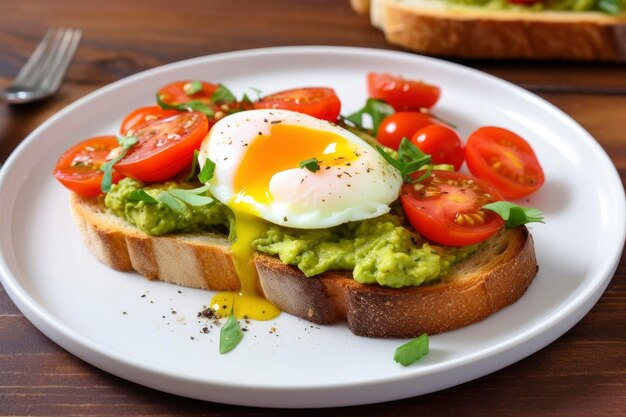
left=210, top=123, right=358, bottom=321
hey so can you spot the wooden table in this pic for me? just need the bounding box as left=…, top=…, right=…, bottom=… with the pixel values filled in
left=0, top=1, right=624, bottom=415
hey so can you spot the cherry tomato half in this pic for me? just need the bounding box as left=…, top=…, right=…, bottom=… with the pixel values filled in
left=411, top=125, right=465, bottom=171
left=115, top=111, right=209, bottom=183
left=376, top=111, right=438, bottom=150
left=53, top=136, right=124, bottom=197
left=158, top=80, right=219, bottom=106
left=465, top=127, right=544, bottom=200
left=401, top=170, right=505, bottom=246
left=120, top=106, right=181, bottom=135
left=367, top=72, right=441, bottom=110
left=253, top=87, right=341, bottom=121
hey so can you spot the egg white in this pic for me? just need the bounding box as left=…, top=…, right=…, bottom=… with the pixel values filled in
left=199, top=109, right=402, bottom=229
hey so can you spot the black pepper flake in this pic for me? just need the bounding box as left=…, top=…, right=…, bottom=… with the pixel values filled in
left=346, top=162, right=351, bottom=166
left=190, top=336, right=195, bottom=340
left=198, top=308, right=214, bottom=319
left=177, top=290, right=182, bottom=294
left=242, top=328, right=249, bottom=332
left=202, top=327, right=209, bottom=333
left=270, top=120, right=282, bottom=124
left=141, top=294, right=146, bottom=298
left=283, top=216, right=288, bottom=222
left=122, top=311, right=127, bottom=315
left=325, top=166, right=331, bottom=170
left=171, top=310, right=177, bottom=315
left=258, top=131, right=262, bottom=135
left=264, top=118, right=268, bottom=122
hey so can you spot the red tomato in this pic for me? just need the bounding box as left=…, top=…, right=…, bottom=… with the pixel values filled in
left=401, top=170, right=505, bottom=246
left=367, top=73, right=441, bottom=110
left=465, top=127, right=544, bottom=200
left=53, top=136, right=124, bottom=197
left=120, top=106, right=181, bottom=135
left=253, top=87, right=341, bottom=121
left=411, top=125, right=465, bottom=171
left=158, top=80, right=219, bottom=106
left=376, top=111, right=438, bottom=150
left=115, top=111, right=209, bottom=182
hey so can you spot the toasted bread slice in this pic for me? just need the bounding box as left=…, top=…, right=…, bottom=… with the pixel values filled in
left=70, top=192, right=537, bottom=338
left=353, top=0, right=626, bottom=61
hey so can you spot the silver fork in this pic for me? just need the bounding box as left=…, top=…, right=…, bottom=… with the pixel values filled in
left=1, top=27, right=82, bottom=104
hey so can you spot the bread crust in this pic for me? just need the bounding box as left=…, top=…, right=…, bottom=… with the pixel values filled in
left=355, top=0, right=626, bottom=61
left=70, top=192, right=538, bottom=338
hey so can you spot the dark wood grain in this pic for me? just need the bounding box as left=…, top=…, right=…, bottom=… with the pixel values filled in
left=0, top=0, right=625, bottom=415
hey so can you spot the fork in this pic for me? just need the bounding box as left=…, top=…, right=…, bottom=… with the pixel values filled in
left=1, top=27, right=82, bottom=104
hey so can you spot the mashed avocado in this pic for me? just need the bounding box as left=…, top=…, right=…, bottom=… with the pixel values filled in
left=253, top=214, right=476, bottom=288
left=104, top=180, right=476, bottom=287
left=105, top=178, right=231, bottom=236
left=446, top=0, right=612, bottom=12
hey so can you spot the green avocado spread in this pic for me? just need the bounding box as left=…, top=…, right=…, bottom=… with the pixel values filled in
left=446, top=0, right=623, bottom=12
left=105, top=178, right=477, bottom=288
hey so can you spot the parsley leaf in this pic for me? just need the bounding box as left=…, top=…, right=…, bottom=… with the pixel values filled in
left=198, top=158, right=216, bottom=183
left=211, top=84, right=236, bottom=104
left=394, top=333, right=429, bottom=366
left=219, top=312, right=243, bottom=354
left=156, top=93, right=215, bottom=117
left=183, top=80, right=203, bottom=96
left=376, top=138, right=432, bottom=183
left=345, top=98, right=394, bottom=135
left=299, top=157, right=320, bottom=173
left=483, top=201, right=545, bottom=228
left=99, top=135, right=138, bottom=193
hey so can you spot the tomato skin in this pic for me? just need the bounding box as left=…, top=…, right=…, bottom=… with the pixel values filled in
left=401, top=170, right=504, bottom=246
left=115, top=111, right=209, bottom=183
left=253, top=87, right=341, bottom=121
left=120, top=106, right=181, bottom=135
left=158, top=81, right=219, bottom=106
left=376, top=111, right=438, bottom=150
left=367, top=72, right=441, bottom=110
left=53, top=136, right=124, bottom=197
left=465, top=127, right=544, bottom=200
left=411, top=125, right=465, bottom=171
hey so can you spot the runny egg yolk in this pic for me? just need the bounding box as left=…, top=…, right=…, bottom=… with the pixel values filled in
left=210, top=123, right=358, bottom=321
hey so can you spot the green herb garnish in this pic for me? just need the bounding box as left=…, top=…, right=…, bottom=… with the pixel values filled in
left=299, top=157, right=320, bottom=173
left=345, top=98, right=394, bottom=135
left=128, top=184, right=214, bottom=213
left=99, top=135, right=138, bottom=193
left=376, top=138, right=432, bottom=183
left=127, top=189, right=157, bottom=204
left=219, top=312, right=243, bottom=354
left=394, top=333, right=429, bottom=366
left=483, top=201, right=545, bottom=228
left=156, top=93, right=215, bottom=117
left=183, top=80, right=203, bottom=96
left=597, top=0, right=623, bottom=14
left=184, top=149, right=201, bottom=182
left=198, top=158, right=216, bottom=183
left=211, top=84, right=237, bottom=104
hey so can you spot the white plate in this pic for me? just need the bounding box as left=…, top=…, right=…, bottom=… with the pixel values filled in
left=0, top=47, right=624, bottom=408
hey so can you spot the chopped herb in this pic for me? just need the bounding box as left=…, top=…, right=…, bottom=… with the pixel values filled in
left=99, top=135, right=138, bottom=193
left=219, top=313, right=243, bottom=354
left=211, top=84, right=236, bottom=104
left=127, top=189, right=158, bottom=204
left=184, top=149, right=200, bottom=182
left=299, top=157, right=320, bottom=173
left=376, top=138, right=432, bottom=183
left=156, top=93, right=215, bottom=117
left=345, top=98, right=394, bottom=135
left=394, top=333, right=429, bottom=366
left=156, top=191, right=186, bottom=214
left=597, top=0, right=623, bottom=14
left=198, top=158, right=216, bottom=183
left=167, top=187, right=214, bottom=206
left=184, top=80, right=203, bottom=96
left=483, top=201, right=545, bottom=228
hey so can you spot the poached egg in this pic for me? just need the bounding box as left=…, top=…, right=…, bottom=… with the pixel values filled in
left=198, top=109, right=402, bottom=320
